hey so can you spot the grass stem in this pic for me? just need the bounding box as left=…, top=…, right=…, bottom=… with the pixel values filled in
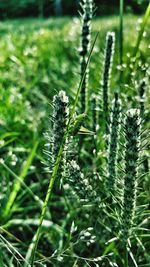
left=124, top=244, right=128, bottom=267
left=30, top=32, right=99, bottom=267
left=119, top=0, right=124, bottom=66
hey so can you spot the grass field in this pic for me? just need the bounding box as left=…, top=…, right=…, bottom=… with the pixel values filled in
left=0, top=14, right=150, bottom=266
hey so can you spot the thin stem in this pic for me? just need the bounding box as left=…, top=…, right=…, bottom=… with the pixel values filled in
left=124, top=244, right=128, bottom=267
left=30, top=32, right=99, bottom=267
left=119, top=0, right=124, bottom=66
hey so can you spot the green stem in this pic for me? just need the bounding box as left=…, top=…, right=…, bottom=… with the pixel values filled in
left=30, top=32, right=99, bottom=267
left=124, top=244, right=128, bottom=267
left=119, top=0, right=124, bottom=66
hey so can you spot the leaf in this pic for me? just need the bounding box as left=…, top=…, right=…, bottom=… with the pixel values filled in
left=133, top=2, right=150, bottom=58
left=1, top=141, right=38, bottom=219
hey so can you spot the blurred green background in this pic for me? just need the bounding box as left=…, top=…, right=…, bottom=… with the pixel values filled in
left=0, top=0, right=149, bottom=19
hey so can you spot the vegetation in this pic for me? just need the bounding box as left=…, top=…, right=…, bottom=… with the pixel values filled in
left=0, top=0, right=148, bottom=18
left=0, top=1, right=150, bottom=266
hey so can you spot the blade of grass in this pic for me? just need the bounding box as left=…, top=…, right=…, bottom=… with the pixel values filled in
left=0, top=137, right=18, bottom=149
left=133, top=2, right=150, bottom=58
left=30, top=31, right=99, bottom=267
left=0, top=226, right=47, bottom=265
left=128, top=247, right=138, bottom=267
left=0, top=132, right=19, bottom=140
left=19, top=141, right=38, bottom=179
left=3, top=219, right=62, bottom=232
left=24, top=232, right=37, bottom=267
left=126, top=2, right=150, bottom=82
left=1, top=141, right=38, bottom=219
left=23, top=219, right=62, bottom=267
left=0, top=161, right=44, bottom=211
left=0, top=163, right=52, bottom=227
left=0, top=234, right=29, bottom=266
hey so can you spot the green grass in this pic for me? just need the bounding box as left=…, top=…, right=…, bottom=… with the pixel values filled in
left=0, top=15, right=150, bottom=266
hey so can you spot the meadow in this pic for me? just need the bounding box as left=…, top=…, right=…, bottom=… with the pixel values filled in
left=0, top=4, right=150, bottom=267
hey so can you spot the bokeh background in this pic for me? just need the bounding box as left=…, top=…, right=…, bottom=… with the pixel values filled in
left=0, top=0, right=149, bottom=19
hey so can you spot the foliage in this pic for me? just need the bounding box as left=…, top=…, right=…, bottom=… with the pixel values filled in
left=0, top=0, right=148, bottom=18
left=0, top=3, right=149, bottom=266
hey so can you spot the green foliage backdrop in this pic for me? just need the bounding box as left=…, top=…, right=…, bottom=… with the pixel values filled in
left=0, top=0, right=149, bottom=19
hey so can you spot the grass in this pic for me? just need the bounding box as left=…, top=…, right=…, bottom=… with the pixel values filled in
left=0, top=14, right=150, bottom=266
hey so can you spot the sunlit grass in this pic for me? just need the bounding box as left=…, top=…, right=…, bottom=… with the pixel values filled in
left=0, top=14, right=149, bottom=266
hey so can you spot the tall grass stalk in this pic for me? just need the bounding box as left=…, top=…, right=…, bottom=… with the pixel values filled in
left=30, top=32, right=99, bottom=266
left=79, top=0, right=93, bottom=113
left=101, top=32, right=115, bottom=138
left=50, top=90, right=69, bottom=191
left=107, top=93, right=121, bottom=194
left=119, top=0, right=124, bottom=66
left=91, top=94, right=98, bottom=159
left=138, top=79, right=149, bottom=175
left=139, top=79, right=146, bottom=120
left=121, top=109, right=141, bottom=259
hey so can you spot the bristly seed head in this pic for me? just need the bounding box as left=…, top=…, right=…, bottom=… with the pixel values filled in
left=45, top=90, right=69, bottom=190
left=101, top=32, right=115, bottom=137
left=79, top=0, right=94, bottom=113
left=107, top=93, right=122, bottom=194
left=121, top=108, right=141, bottom=243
